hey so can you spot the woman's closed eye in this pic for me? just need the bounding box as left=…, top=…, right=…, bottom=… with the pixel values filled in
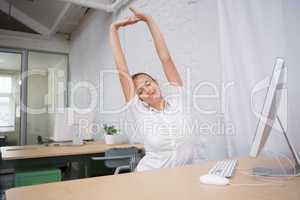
left=145, top=80, right=151, bottom=86
left=137, top=80, right=151, bottom=95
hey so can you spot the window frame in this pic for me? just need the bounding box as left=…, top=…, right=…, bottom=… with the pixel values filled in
left=0, top=47, right=69, bottom=145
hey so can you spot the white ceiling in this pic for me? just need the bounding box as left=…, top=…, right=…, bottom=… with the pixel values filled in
left=58, top=4, right=88, bottom=34
left=0, top=0, right=130, bottom=39
left=11, top=0, right=69, bottom=29
left=0, top=0, right=88, bottom=38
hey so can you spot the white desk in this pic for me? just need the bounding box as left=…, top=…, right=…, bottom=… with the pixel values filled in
left=5, top=156, right=300, bottom=200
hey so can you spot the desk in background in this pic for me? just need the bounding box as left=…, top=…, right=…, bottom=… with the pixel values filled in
left=0, top=141, right=143, bottom=178
left=1, top=141, right=143, bottom=160
left=5, top=156, right=300, bottom=200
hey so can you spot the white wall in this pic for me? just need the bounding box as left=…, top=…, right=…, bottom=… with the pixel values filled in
left=69, top=0, right=227, bottom=160
left=69, top=0, right=300, bottom=160
left=286, top=0, right=300, bottom=152
left=119, top=0, right=226, bottom=160
left=69, top=10, right=121, bottom=125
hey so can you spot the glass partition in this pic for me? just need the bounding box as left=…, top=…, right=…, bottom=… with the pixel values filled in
left=26, top=51, right=68, bottom=145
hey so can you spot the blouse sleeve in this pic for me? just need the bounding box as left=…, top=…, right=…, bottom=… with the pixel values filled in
left=124, top=95, right=144, bottom=144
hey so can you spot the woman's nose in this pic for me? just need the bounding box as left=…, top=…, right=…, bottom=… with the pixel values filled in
left=144, top=86, right=151, bottom=94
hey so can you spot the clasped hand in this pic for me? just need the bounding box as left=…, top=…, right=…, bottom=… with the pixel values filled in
left=111, top=7, right=150, bottom=29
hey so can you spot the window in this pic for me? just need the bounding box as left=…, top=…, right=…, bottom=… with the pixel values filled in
left=0, top=76, right=15, bottom=127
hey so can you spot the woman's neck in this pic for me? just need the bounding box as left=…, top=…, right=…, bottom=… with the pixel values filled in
left=149, top=98, right=167, bottom=111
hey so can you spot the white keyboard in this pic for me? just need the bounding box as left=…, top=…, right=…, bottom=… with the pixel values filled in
left=208, top=159, right=238, bottom=178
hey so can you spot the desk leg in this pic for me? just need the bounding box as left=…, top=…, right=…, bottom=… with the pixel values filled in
left=84, top=162, right=88, bottom=178
left=77, top=159, right=89, bottom=179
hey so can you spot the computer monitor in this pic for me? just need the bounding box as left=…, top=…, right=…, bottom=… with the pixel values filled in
left=249, top=58, right=300, bottom=176
left=51, top=108, right=94, bottom=142
left=51, top=108, right=73, bottom=142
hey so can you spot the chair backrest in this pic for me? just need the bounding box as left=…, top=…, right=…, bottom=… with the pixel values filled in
left=0, top=135, right=7, bottom=147
left=104, top=147, right=140, bottom=169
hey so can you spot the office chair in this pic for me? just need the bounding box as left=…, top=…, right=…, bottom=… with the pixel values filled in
left=36, top=136, right=52, bottom=146
left=0, top=136, right=7, bottom=147
left=91, top=147, right=143, bottom=174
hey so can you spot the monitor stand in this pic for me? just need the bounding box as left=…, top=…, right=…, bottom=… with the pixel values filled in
left=252, top=115, right=300, bottom=177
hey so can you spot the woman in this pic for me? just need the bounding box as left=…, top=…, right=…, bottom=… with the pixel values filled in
left=110, top=7, right=195, bottom=171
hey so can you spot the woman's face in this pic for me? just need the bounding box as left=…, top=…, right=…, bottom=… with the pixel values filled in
left=133, top=74, right=161, bottom=104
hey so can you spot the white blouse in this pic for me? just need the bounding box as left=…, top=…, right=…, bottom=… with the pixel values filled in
left=125, top=84, right=197, bottom=171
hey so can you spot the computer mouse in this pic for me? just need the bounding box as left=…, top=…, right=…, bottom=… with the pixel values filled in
left=199, top=174, right=229, bottom=186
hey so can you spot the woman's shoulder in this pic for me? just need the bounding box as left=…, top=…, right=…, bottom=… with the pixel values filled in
left=125, top=95, right=150, bottom=116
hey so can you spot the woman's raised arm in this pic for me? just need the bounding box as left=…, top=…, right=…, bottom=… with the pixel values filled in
left=110, top=16, right=140, bottom=102
left=130, top=8, right=183, bottom=86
